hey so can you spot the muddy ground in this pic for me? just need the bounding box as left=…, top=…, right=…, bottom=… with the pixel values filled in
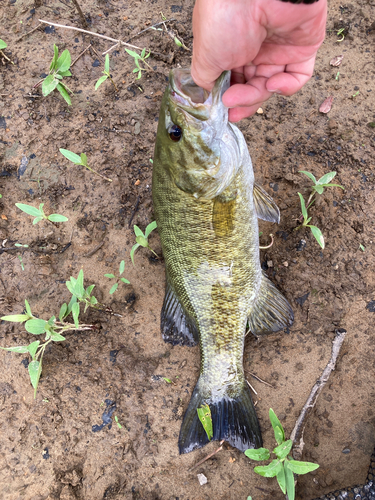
left=0, top=0, right=375, bottom=499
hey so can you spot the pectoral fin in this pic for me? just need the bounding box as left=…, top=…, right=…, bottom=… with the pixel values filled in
left=248, top=274, right=294, bottom=335
left=253, top=183, right=280, bottom=223
left=161, top=278, right=199, bottom=346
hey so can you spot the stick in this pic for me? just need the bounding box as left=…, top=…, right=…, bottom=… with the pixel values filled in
left=38, top=19, right=146, bottom=52
left=71, top=0, right=88, bottom=28
left=188, top=440, right=225, bottom=472
left=126, top=18, right=176, bottom=42
left=290, top=328, right=347, bottom=460
left=16, top=23, right=43, bottom=42
left=246, top=379, right=258, bottom=396
left=83, top=239, right=105, bottom=258
left=245, top=370, right=275, bottom=389
left=71, top=43, right=91, bottom=66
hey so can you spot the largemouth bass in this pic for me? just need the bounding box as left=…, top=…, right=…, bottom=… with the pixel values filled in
left=152, top=68, right=294, bottom=454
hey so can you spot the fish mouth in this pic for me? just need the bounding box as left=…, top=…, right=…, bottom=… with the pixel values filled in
left=169, top=68, right=230, bottom=118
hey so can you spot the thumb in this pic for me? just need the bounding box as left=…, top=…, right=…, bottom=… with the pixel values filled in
left=191, top=47, right=222, bottom=91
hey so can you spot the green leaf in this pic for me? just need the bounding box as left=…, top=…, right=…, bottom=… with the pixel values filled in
left=50, top=44, right=59, bottom=70
left=125, top=48, right=139, bottom=58
left=276, top=464, right=286, bottom=494
left=104, top=53, right=110, bottom=72
left=254, top=459, right=283, bottom=478
left=299, top=171, right=317, bottom=185
left=90, top=296, right=98, bottom=305
left=80, top=153, right=88, bottom=166
left=15, top=203, right=41, bottom=217
left=141, top=48, right=145, bottom=58
left=42, top=74, right=59, bottom=96
left=297, top=193, right=308, bottom=221
left=86, top=284, right=95, bottom=296
left=285, top=461, right=295, bottom=500
left=309, top=225, right=325, bottom=249
left=287, top=460, right=319, bottom=475
left=0, top=345, right=29, bottom=353
left=56, top=49, right=71, bottom=72
left=174, top=37, right=183, bottom=47
left=55, top=74, right=63, bottom=80
left=269, top=409, right=285, bottom=444
left=27, top=340, right=40, bottom=359
left=25, top=299, right=32, bottom=317
left=132, top=68, right=139, bottom=73
left=72, top=302, right=80, bottom=328
left=48, top=214, right=68, bottom=222
left=33, top=216, right=43, bottom=225
left=51, top=333, right=66, bottom=342
left=244, top=448, right=271, bottom=461
left=25, top=318, right=47, bottom=335
left=318, top=183, right=344, bottom=190
left=135, top=58, right=141, bottom=69
left=136, top=235, right=149, bottom=247
left=60, top=149, right=82, bottom=165
left=109, top=283, right=118, bottom=294
left=59, top=303, right=67, bottom=321
left=76, top=269, right=85, bottom=297
left=1, top=313, right=30, bottom=322
left=274, top=439, right=293, bottom=460
left=130, top=243, right=140, bottom=265
left=0, top=39, right=8, bottom=50
left=105, top=274, right=115, bottom=279
left=145, top=220, right=157, bottom=238
left=317, top=171, right=336, bottom=185
left=119, top=260, right=125, bottom=275
left=59, top=70, right=72, bottom=77
left=67, top=294, right=77, bottom=315
left=197, top=403, right=213, bottom=441
left=56, top=83, right=72, bottom=105
left=47, top=316, right=56, bottom=326
left=28, top=359, right=42, bottom=394
left=313, top=185, right=324, bottom=195
left=120, top=278, right=130, bottom=284
left=95, top=74, right=108, bottom=90
left=136, top=72, right=142, bottom=80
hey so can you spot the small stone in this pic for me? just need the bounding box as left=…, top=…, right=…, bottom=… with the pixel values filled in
left=256, top=107, right=263, bottom=114
left=88, top=114, right=95, bottom=122
left=134, top=179, right=140, bottom=186
left=330, top=54, right=344, bottom=67
left=134, top=122, right=141, bottom=135
left=319, top=96, right=334, bottom=114
left=328, top=119, right=338, bottom=129
left=197, top=473, right=207, bottom=486
left=342, top=448, right=351, bottom=454
left=267, top=260, right=273, bottom=268
left=283, top=261, right=288, bottom=267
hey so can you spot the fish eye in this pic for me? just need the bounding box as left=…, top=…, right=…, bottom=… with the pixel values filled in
left=168, top=124, right=182, bottom=142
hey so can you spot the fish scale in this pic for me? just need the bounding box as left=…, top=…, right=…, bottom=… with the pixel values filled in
left=153, top=68, right=294, bottom=454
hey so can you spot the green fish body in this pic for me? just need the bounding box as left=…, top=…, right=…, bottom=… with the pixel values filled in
left=152, top=69, right=293, bottom=454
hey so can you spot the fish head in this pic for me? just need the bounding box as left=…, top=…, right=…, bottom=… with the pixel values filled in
left=155, top=68, right=240, bottom=200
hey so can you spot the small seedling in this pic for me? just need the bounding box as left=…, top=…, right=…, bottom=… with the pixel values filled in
left=114, top=416, right=123, bottom=429
left=130, top=221, right=158, bottom=264
left=197, top=403, right=213, bottom=441
left=95, top=54, right=118, bottom=91
left=15, top=203, right=68, bottom=225
left=335, top=71, right=340, bottom=81
left=0, top=39, right=14, bottom=64
left=336, top=28, right=345, bottom=42
left=104, top=260, right=130, bottom=294
left=359, top=244, right=365, bottom=251
left=0, top=298, right=95, bottom=397
left=295, top=171, right=344, bottom=249
left=59, top=148, right=112, bottom=182
left=125, top=48, right=152, bottom=80
left=352, top=90, right=360, bottom=98
left=245, top=409, right=319, bottom=500
left=34, top=45, right=73, bottom=105
left=18, top=254, right=25, bottom=271
left=162, top=377, right=172, bottom=384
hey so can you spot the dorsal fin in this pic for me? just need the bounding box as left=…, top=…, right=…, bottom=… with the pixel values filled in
left=253, top=183, right=280, bottom=223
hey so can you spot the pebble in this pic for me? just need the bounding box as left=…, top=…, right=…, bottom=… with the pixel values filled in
left=256, top=108, right=263, bottom=114
left=283, top=261, right=288, bottom=267
left=197, top=473, right=207, bottom=486
left=134, top=122, right=141, bottom=135
left=267, top=260, right=273, bottom=268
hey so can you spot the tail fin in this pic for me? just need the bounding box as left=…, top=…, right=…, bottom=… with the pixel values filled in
left=178, top=379, right=262, bottom=454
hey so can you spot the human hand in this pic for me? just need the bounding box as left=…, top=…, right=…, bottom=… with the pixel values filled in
left=191, top=0, right=327, bottom=121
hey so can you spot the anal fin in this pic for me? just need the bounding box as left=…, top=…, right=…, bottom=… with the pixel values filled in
left=248, top=273, right=294, bottom=335
left=161, top=279, right=199, bottom=346
left=253, top=183, right=280, bottom=223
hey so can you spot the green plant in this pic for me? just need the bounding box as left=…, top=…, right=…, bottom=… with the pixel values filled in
left=245, top=409, right=319, bottom=500
left=104, top=260, right=130, bottom=294
left=130, top=221, right=158, bottom=264
left=336, top=27, right=345, bottom=42
left=296, top=171, right=344, bottom=249
left=36, top=45, right=73, bottom=105
left=0, top=298, right=96, bottom=398
left=59, top=148, right=112, bottom=182
left=197, top=403, right=213, bottom=441
left=125, top=48, right=152, bottom=80
left=95, top=54, right=118, bottom=91
left=15, top=203, right=68, bottom=224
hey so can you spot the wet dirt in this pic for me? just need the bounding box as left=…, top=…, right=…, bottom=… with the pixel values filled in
left=1, top=0, right=375, bottom=499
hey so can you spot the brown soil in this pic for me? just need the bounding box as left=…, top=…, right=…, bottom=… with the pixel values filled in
left=1, top=0, right=375, bottom=499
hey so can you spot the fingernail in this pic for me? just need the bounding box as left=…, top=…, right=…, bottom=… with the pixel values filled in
left=268, top=89, right=282, bottom=94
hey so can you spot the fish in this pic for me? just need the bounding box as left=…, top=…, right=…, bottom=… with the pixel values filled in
left=152, top=68, right=294, bottom=454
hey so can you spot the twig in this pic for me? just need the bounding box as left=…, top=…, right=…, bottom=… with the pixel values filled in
left=246, top=379, right=258, bottom=396
left=38, top=19, right=146, bottom=52
left=245, top=370, right=275, bottom=389
left=128, top=195, right=140, bottom=228
left=90, top=45, right=105, bottom=65
left=71, top=0, right=88, bottom=28
left=0, top=50, right=14, bottom=65
left=71, top=43, right=91, bottom=66
left=259, top=233, right=274, bottom=250
left=188, top=440, right=225, bottom=472
left=16, top=23, right=43, bottom=42
left=83, top=238, right=105, bottom=258
left=290, top=328, right=347, bottom=460
left=126, top=18, right=176, bottom=42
